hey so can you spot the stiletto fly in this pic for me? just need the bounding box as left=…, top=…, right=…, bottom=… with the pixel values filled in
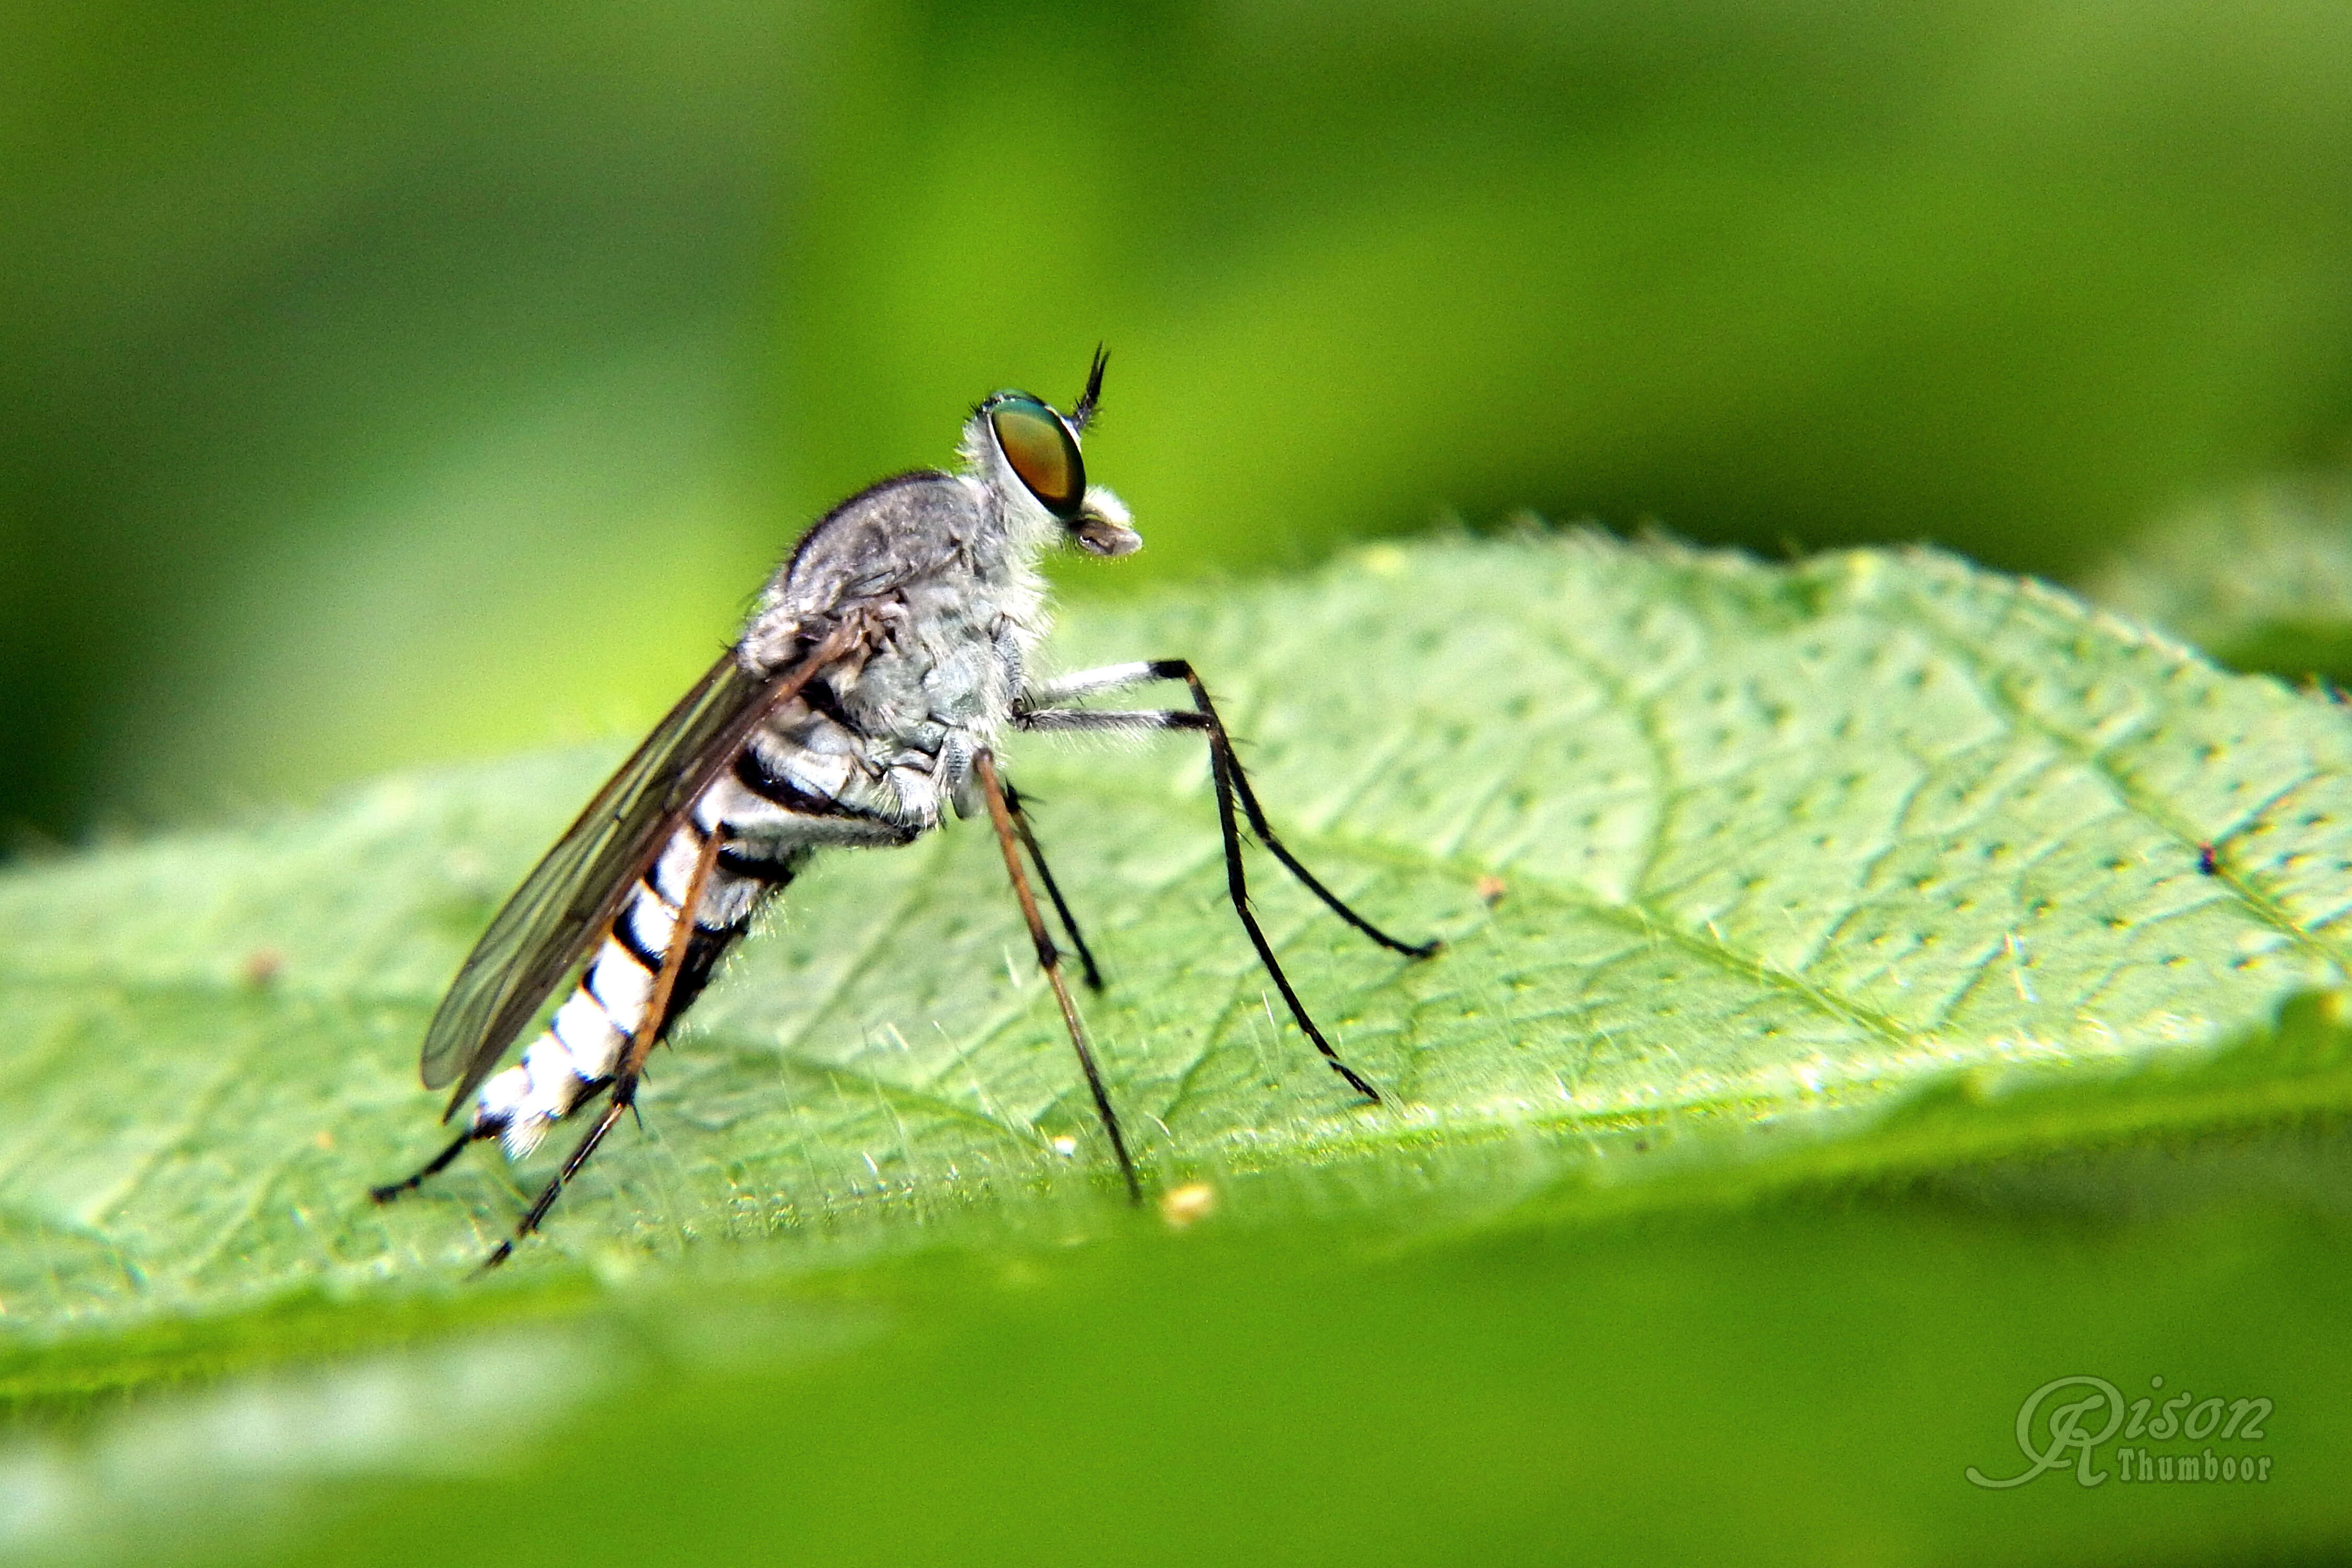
left=372, top=352, right=1439, bottom=1266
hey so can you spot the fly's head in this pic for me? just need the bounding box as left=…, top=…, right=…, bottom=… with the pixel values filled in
left=965, top=347, right=1140, bottom=558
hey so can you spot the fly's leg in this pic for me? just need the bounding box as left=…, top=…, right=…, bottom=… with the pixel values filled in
left=1014, top=660, right=1438, bottom=1102
left=369, top=1127, right=489, bottom=1203
left=477, top=823, right=728, bottom=1269
left=1001, top=780, right=1103, bottom=991
left=974, top=750, right=1140, bottom=1202
left=1155, top=661, right=1436, bottom=959
left=479, top=1088, right=631, bottom=1271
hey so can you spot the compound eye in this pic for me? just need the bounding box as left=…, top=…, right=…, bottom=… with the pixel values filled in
left=988, top=395, right=1085, bottom=518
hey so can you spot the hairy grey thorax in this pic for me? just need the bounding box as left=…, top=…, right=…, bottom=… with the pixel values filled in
left=732, top=454, right=1062, bottom=832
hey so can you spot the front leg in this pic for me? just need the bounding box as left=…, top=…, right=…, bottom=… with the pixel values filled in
left=1019, top=660, right=1436, bottom=956
left=1015, top=660, right=1438, bottom=1102
left=1019, top=661, right=1169, bottom=707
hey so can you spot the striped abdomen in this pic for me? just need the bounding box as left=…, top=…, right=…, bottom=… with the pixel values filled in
left=467, top=716, right=921, bottom=1157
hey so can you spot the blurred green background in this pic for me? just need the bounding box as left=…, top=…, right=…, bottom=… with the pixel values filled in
left=6, top=0, right=2352, bottom=840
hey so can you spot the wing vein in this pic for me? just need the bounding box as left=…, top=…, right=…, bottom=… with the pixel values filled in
left=420, top=619, right=873, bottom=1116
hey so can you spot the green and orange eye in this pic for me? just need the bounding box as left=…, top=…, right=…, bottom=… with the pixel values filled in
left=986, top=394, right=1086, bottom=518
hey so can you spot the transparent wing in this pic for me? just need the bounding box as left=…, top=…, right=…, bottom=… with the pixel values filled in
left=420, top=626, right=864, bottom=1117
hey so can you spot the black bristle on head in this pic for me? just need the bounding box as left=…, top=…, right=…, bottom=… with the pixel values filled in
left=1071, top=345, right=1109, bottom=432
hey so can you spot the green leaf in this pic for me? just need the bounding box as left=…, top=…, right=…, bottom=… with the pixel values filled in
left=6, top=532, right=2351, bottom=1564
left=2086, top=473, right=2352, bottom=685
left=8, top=528, right=2352, bottom=1309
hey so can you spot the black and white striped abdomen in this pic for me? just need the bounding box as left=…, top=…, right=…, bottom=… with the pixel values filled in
left=466, top=720, right=925, bottom=1158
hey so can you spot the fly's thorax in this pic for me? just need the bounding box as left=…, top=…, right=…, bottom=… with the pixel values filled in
left=736, top=472, right=976, bottom=675
left=832, top=567, right=1031, bottom=753
left=732, top=541, right=1040, bottom=829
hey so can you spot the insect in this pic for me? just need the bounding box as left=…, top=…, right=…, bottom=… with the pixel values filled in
left=372, top=352, right=1437, bottom=1265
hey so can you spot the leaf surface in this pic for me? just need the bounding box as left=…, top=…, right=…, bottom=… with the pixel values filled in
left=5, top=534, right=2348, bottom=1336
left=13, top=534, right=2352, bottom=1565
left=2089, top=474, right=2352, bottom=683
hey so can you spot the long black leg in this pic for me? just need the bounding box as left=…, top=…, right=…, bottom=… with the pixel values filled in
left=481, top=1085, right=632, bottom=1271
left=1002, top=780, right=1103, bottom=991
left=974, top=750, right=1141, bottom=1203
left=369, top=1127, right=483, bottom=1203
left=368, top=1075, right=616, bottom=1204
left=1205, top=738, right=1383, bottom=1103
left=1150, top=660, right=1438, bottom=960
left=1014, top=660, right=1438, bottom=1102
